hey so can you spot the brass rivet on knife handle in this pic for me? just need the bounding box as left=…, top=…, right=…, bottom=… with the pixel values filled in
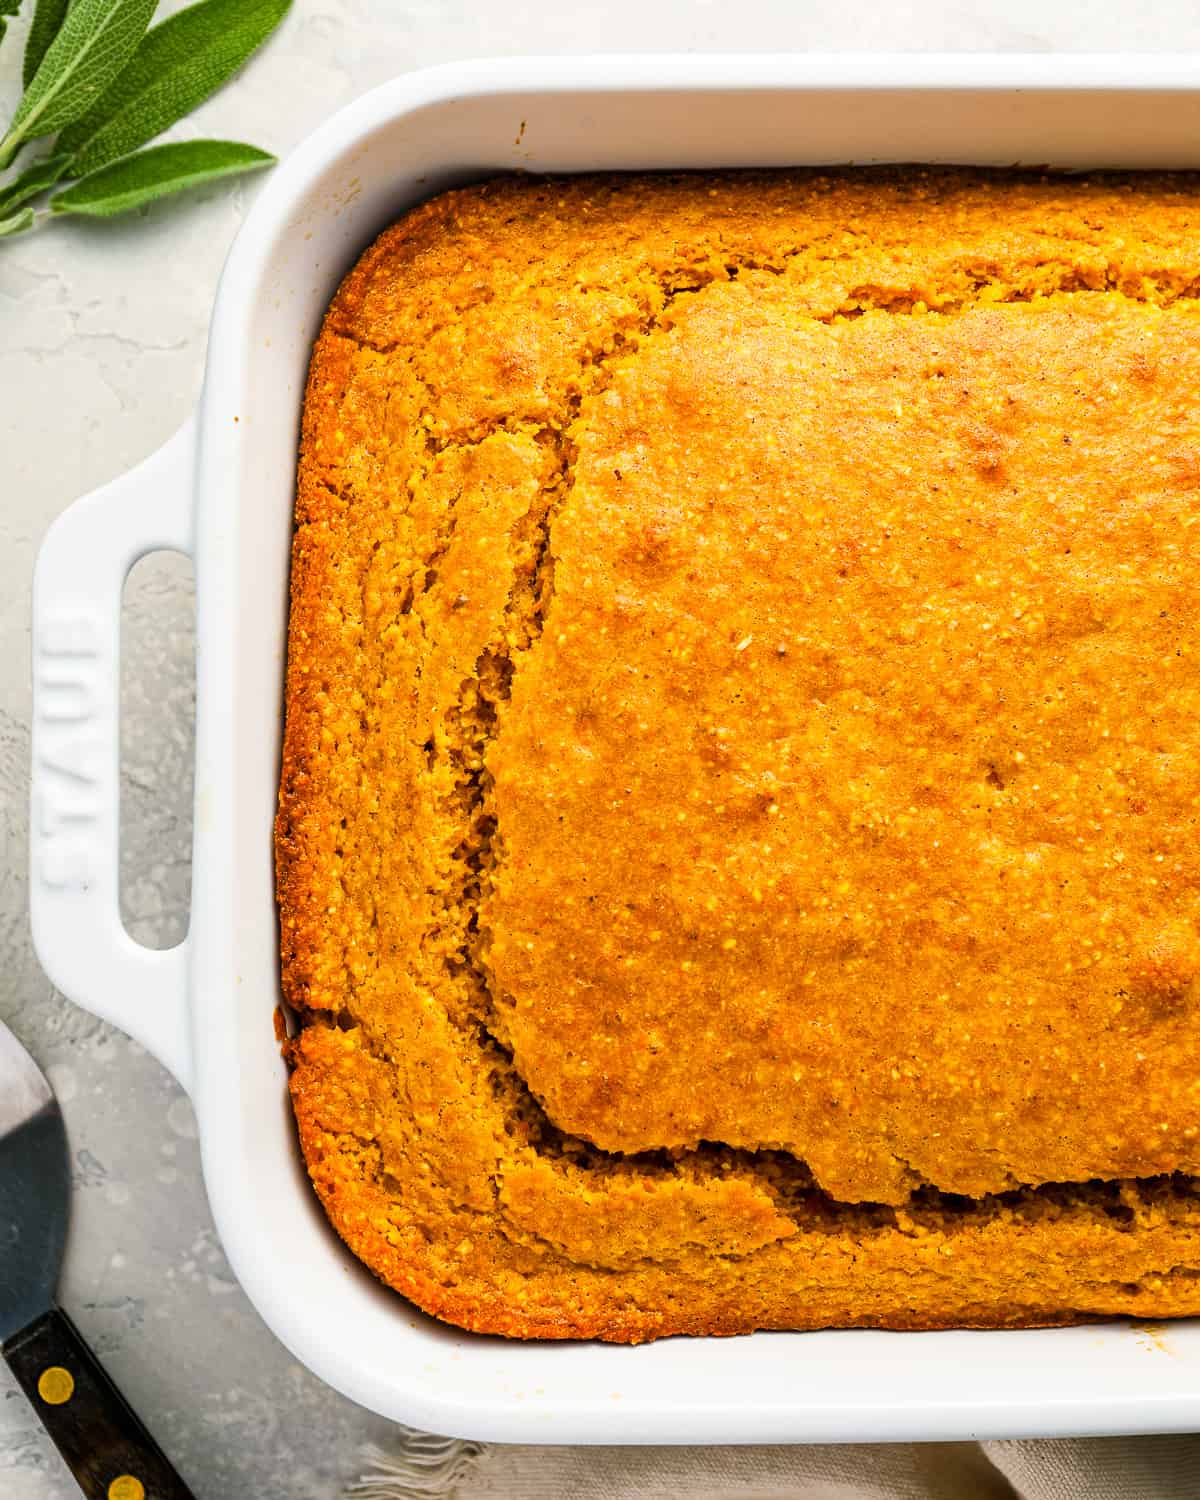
left=37, top=1365, right=75, bottom=1404
left=108, top=1477, right=145, bottom=1500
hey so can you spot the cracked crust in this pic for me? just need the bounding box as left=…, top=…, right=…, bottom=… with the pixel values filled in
left=279, top=169, right=1200, bottom=1341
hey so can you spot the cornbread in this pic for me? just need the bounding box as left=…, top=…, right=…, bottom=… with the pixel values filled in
left=278, top=169, right=1200, bottom=1341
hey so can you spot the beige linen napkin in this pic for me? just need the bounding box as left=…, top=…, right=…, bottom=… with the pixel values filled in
left=346, top=1431, right=1200, bottom=1499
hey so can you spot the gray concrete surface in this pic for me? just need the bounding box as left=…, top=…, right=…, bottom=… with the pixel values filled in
left=4, top=2, right=1200, bottom=1495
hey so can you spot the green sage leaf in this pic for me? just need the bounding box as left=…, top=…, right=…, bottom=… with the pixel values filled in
left=51, top=137, right=273, bottom=218
left=0, top=205, right=36, bottom=236
left=23, top=0, right=69, bottom=88
left=58, top=0, right=290, bottom=174
left=0, top=150, right=70, bottom=213
left=0, top=0, right=158, bottom=168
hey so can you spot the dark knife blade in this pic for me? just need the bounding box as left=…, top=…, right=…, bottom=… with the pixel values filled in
left=0, top=1016, right=69, bottom=1345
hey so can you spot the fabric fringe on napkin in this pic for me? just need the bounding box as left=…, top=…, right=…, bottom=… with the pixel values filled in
left=345, top=1432, right=484, bottom=1499
left=345, top=1432, right=1200, bottom=1499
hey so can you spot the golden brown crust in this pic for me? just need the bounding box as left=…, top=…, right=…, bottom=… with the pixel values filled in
left=279, top=169, right=1200, bottom=1341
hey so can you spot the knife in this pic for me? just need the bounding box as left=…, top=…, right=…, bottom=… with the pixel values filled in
left=0, top=1017, right=197, bottom=1499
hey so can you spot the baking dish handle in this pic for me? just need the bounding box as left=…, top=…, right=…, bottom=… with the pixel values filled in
left=30, top=418, right=196, bottom=1093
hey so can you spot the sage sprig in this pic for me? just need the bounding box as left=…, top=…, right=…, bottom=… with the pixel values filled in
left=1, top=0, right=158, bottom=169
left=58, top=0, right=290, bottom=173
left=0, top=0, right=289, bottom=238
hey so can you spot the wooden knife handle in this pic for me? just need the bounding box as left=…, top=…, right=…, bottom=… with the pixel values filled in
left=4, top=1306, right=197, bottom=1499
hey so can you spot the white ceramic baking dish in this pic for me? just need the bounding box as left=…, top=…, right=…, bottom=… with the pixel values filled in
left=30, top=53, right=1200, bottom=1443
